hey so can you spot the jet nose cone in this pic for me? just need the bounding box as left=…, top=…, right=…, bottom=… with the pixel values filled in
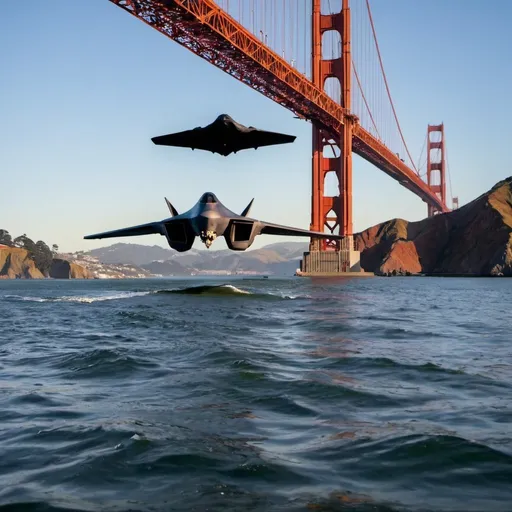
left=199, top=192, right=219, bottom=204
left=216, top=114, right=233, bottom=123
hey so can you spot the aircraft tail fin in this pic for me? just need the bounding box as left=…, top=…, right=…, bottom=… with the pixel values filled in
left=165, top=197, right=179, bottom=217
left=240, top=198, right=254, bottom=217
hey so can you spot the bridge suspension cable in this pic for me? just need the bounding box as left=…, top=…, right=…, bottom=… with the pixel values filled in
left=444, top=129, right=454, bottom=207
left=364, top=0, right=419, bottom=175
left=107, top=0, right=451, bottom=214
left=352, top=60, right=381, bottom=140
left=416, top=131, right=428, bottom=177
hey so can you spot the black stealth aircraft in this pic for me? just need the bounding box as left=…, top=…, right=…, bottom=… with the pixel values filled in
left=84, top=192, right=341, bottom=252
left=151, top=114, right=296, bottom=156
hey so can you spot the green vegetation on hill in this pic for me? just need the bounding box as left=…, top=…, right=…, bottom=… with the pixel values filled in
left=0, top=229, right=57, bottom=276
left=0, top=230, right=12, bottom=246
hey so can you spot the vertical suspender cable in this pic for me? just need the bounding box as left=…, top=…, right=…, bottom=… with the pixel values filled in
left=445, top=130, right=453, bottom=205
left=365, top=0, right=419, bottom=174
left=303, top=0, right=307, bottom=74
left=291, top=0, right=294, bottom=64
left=283, top=0, right=286, bottom=58
left=352, top=60, right=381, bottom=140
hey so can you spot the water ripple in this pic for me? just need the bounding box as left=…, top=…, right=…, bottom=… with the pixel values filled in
left=0, top=277, right=511, bottom=511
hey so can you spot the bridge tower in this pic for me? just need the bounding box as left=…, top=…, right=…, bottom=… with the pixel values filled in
left=426, top=124, right=447, bottom=217
left=302, top=0, right=362, bottom=275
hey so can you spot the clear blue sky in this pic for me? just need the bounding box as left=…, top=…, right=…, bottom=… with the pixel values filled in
left=1, top=0, right=510, bottom=252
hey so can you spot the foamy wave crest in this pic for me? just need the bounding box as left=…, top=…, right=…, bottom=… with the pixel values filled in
left=274, top=292, right=312, bottom=300
left=4, top=295, right=48, bottom=303
left=157, top=284, right=310, bottom=300
left=57, top=291, right=153, bottom=303
left=214, top=284, right=252, bottom=295
left=5, top=291, right=152, bottom=304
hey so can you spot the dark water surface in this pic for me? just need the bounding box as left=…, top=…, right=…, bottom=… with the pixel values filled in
left=0, top=277, right=511, bottom=511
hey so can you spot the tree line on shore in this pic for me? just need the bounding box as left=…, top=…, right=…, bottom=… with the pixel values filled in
left=0, top=229, right=59, bottom=276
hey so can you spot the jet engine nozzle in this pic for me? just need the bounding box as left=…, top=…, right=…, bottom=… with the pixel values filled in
left=200, top=230, right=217, bottom=249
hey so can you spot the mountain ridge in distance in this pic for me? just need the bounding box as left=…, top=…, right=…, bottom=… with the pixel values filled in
left=84, top=241, right=309, bottom=275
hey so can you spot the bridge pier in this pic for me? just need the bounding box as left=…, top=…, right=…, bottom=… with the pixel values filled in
left=298, top=236, right=372, bottom=277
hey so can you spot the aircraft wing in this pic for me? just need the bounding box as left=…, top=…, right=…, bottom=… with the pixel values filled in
left=151, top=128, right=218, bottom=152
left=258, top=221, right=343, bottom=239
left=152, top=124, right=295, bottom=155
left=239, top=129, right=296, bottom=150
left=84, top=221, right=164, bottom=240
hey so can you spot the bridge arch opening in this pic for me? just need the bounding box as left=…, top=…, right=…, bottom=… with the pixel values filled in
left=429, top=131, right=443, bottom=143
left=324, top=76, right=341, bottom=104
left=429, top=170, right=442, bottom=186
left=429, top=148, right=442, bottom=163
left=324, top=171, right=339, bottom=197
left=321, top=0, right=341, bottom=15
left=322, top=30, right=341, bottom=60
left=323, top=142, right=340, bottom=158
left=324, top=209, right=340, bottom=234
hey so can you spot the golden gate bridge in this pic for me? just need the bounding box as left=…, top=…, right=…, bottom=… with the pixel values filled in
left=107, top=0, right=457, bottom=274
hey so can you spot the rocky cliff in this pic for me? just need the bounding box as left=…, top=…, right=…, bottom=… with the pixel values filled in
left=50, top=259, right=93, bottom=279
left=0, top=247, right=45, bottom=279
left=354, top=177, right=512, bottom=276
left=0, top=247, right=92, bottom=279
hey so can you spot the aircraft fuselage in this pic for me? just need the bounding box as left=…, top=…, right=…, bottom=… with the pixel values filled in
left=170, top=194, right=238, bottom=248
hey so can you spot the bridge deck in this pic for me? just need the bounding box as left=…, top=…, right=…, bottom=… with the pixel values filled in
left=110, top=0, right=449, bottom=213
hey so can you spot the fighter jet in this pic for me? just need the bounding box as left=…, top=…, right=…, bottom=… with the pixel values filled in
left=84, top=192, right=342, bottom=252
left=151, top=114, right=296, bottom=156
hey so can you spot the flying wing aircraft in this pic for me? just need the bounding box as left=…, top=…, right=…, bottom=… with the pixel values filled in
left=151, top=114, right=296, bottom=156
left=84, top=192, right=342, bottom=252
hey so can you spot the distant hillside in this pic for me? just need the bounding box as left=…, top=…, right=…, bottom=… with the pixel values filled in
left=261, top=241, right=309, bottom=260
left=87, top=243, right=174, bottom=265
left=142, top=259, right=189, bottom=276
left=83, top=241, right=309, bottom=276
left=60, top=252, right=155, bottom=279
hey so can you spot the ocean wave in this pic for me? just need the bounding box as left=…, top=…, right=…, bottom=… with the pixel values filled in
left=4, top=291, right=152, bottom=304
left=57, top=292, right=152, bottom=303
left=157, top=284, right=253, bottom=296
left=3, top=285, right=309, bottom=304
left=51, top=348, right=158, bottom=378
left=157, top=284, right=309, bottom=300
